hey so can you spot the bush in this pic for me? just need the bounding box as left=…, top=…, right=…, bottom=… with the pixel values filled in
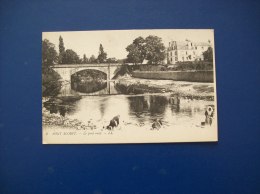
left=128, top=64, right=164, bottom=72
left=42, top=67, right=62, bottom=97
left=169, top=61, right=213, bottom=71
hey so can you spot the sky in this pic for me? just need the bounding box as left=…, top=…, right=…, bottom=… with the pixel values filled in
left=42, top=29, right=214, bottom=59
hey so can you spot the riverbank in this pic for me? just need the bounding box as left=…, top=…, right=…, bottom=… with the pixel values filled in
left=42, top=106, right=101, bottom=130
left=116, top=76, right=215, bottom=99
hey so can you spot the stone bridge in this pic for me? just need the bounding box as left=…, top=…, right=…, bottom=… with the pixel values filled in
left=51, top=63, right=123, bottom=95
left=52, top=63, right=122, bottom=81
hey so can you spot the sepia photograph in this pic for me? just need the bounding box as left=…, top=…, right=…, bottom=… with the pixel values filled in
left=2, top=0, right=260, bottom=192
left=42, top=29, right=218, bottom=144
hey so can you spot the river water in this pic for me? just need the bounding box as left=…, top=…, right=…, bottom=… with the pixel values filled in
left=44, top=92, right=216, bottom=131
left=43, top=78, right=217, bottom=143
left=59, top=81, right=118, bottom=96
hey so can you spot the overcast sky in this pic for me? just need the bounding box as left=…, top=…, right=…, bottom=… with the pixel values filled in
left=42, top=29, right=214, bottom=59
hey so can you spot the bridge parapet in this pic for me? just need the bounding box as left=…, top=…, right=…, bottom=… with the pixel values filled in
left=51, top=63, right=123, bottom=95
left=52, top=63, right=122, bottom=82
left=52, top=63, right=122, bottom=68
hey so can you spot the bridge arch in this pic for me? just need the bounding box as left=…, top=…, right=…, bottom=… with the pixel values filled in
left=51, top=63, right=122, bottom=95
left=71, top=69, right=107, bottom=93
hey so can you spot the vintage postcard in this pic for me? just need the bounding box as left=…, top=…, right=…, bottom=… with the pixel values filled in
left=42, top=29, right=218, bottom=144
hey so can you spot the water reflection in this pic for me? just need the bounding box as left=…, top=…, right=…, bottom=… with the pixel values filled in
left=44, top=101, right=77, bottom=117
left=128, top=96, right=148, bottom=113
left=60, top=81, right=118, bottom=96
left=150, top=96, right=168, bottom=116
left=44, top=94, right=215, bottom=129
left=72, top=80, right=107, bottom=93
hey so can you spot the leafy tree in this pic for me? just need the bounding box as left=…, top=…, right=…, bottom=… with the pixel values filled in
left=42, top=67, right=62, bottom=97
left=144, top=35, right=165, bottom=64
left=42, top=39, right=58, bottom=67
left=89, top=55, right=96, bottom=63
left=59, top=36, right=65, bottom=54
left=62, top=49, right=81, bottom=64
left=97, top=44, right=107, bottom=63
left=106, top=57, right=118, bottom=63
left=58, top=36, right=65, bottom=64
left=42, top=39, right=61, bottom=96
left=126, top=36, right=165, bottom=65
left=203, top=47, right=213, bottom=62
left=126, top=36, right=146, bottom=64
left=82, top=54, right=88, bottom=63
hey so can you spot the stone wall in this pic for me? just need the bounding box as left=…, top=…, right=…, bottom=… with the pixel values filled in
left=132, top=71, right=214, bottom=82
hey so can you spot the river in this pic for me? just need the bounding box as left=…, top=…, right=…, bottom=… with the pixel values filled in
left=43, top=79, right=217, bottom=143
left=43, top=92, right=216, bottom=131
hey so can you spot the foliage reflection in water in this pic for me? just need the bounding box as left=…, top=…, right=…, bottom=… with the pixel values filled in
left=44, top=94, right=215, bottom=130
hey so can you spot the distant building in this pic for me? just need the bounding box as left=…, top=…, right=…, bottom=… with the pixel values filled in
left=167, top=39, right=211, bottom=64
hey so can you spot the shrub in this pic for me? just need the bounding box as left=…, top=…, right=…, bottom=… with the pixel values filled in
left=42, top=67, right=62, bottom=97
left=169, top=61, right=213, bottom=71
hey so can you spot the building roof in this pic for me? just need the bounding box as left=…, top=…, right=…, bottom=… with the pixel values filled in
left=176, top=41, right=188, bottom=50
left=193, top=42, right=211, bottom=46
left=168, top=40, right=211, bottom=50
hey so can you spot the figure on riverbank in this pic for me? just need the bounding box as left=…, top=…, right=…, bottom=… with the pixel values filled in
left=169, top=94, right=180, bottom=105
left=151, top=119, right=162, bottom=130
left=205, top=106, right=214, bottom=125
left=106, top=115, right=120, bottom=130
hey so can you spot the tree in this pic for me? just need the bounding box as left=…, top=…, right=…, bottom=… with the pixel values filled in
left=126, top=36, right=146, bottom=64
left=59, top=36, right=65, bottom=54
left=125, top=36, right=165, bottom=65
left=42, top=67, right=62, bottom=97
left=62, top=49, right=81, bottom=64
left=203, top=47, right=213, bottom=62
left=42, top=39, right=61, bottom=96
left=97, top=44, right=107, bottom=63
left=106, top=57, right=118, bottom=63
left=42, top=39, right=58, bottom=67
left=82, top=54, right=88, bottom=63
left=89, top=55, right=96, bottom=63
left=144, top=35, right=165, bottom=64
left=58, top=36, right=65, bottom=64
